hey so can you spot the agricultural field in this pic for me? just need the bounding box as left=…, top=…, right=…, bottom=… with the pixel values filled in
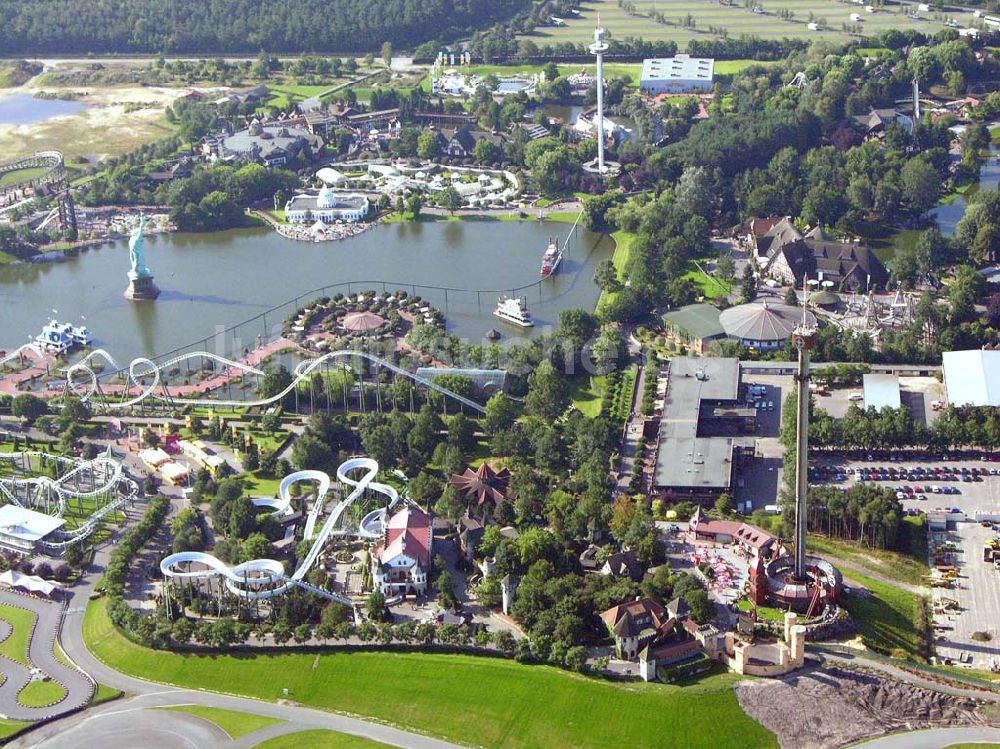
left=527, top=0, right=979, bottom=47
left=84, top=598, right=778, bottom=749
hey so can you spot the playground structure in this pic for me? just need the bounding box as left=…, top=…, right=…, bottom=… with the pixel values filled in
left=159, top=456, right=400, bottom=609
left=0, top=447, right=137, bottom=553
left=62, top=347, right=487, bottom=414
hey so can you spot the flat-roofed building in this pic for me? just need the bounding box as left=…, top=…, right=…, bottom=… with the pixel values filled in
left=863, top=373, right=901, bottom=410
left=942, top=349, right=1000, bottom=406
left=652, top=358, right=755, bottom=500
left=640, top=56, right=715, bottom=94
left=0, top=505, right=66, bottom=554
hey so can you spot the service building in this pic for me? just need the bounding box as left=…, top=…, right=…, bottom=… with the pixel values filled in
left=640, top=56, right=715, bottom=94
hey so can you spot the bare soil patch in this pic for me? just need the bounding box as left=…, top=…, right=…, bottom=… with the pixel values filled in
left=734, top=666, right=990, bottom=749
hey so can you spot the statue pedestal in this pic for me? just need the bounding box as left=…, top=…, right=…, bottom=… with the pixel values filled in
left=124, top=274, right=160, bottom=300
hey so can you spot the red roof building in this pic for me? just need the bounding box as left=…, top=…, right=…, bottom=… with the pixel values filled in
left=448, top=462, right=512, bottom=510
left=372, top=504, right=433, bottom=597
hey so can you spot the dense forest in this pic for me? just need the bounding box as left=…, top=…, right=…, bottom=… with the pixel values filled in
left=0, top=0, right=529, bottom=54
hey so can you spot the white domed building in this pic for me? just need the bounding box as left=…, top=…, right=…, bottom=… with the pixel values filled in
left=719, top=300, right=817, bottom=350
left=285, top=186, right=370, bottom=224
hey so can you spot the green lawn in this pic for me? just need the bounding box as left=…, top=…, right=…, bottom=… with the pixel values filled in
left=713, top=60, right=782, bottom=75
left=254, top=730, right=393, bottom=749
left=0, top=166, right=48, bottom=189
left=597, top=229, right=636, bottom=316
left=0, top=604, right=36, bottom=666
left=84, top=599, right=776, bottom=749
left=0, top=719, right=31, bottom=742
left=18, top=679, right=66, bottom=707
left=839, top=568, right=926, bottom=659
left=683, top=258, right=731, bottom=300
left=92, top=682, right=123, bottom=706
left=159, top=705, right=284, bottom=739
left=568, top=372, right=608, bottom=417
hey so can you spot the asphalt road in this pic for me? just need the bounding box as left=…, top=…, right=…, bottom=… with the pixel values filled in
left=0, top=591, right=94, bottom=721
left=853, top=726, right=1000, bottom=748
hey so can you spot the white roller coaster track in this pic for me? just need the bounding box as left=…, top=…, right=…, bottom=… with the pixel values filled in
left=0, top=448, right=136, bottom=551
left=160, top=457, right=399, bottom=604
left=0, top=343, right=45, bottom=369
left=63, top=348, right=485, bottom=413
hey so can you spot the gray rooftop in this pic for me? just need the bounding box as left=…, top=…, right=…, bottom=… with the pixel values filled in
left=863, top=373, right=901, bottom=410
left=653, top=358, right=740, bottom=490
left=641, top=57, right=715, bottom=83
left=662, top=304, right=725, bottom=340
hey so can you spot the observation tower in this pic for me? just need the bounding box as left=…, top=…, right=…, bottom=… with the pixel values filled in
left=583, top=18, right=620, bottom=177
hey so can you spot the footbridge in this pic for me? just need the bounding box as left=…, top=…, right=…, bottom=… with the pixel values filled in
left=160, top=457, right=400, bottom=605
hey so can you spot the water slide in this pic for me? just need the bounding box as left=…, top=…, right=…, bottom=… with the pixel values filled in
left=160, top=456, right=399, bottom=603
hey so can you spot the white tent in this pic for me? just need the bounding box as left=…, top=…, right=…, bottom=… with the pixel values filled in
left=0, top=569, right=59, bottom=597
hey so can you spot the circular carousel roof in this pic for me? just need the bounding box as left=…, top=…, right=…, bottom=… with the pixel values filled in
left=342, top=311, right=386, bottom=332
left=719, top=301, right=817, bottom=342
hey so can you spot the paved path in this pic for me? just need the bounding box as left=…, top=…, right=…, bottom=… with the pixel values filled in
left=616, top=355, right=647, bottom=493
left=0, top=591, right=93, bottom=720
left=814, top=649, right=1000, bottom=703
left=852, top=726, right=1000, bottom=748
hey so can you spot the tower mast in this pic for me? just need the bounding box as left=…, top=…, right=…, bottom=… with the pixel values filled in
left=589, top=16, right=609, bottom=174
left=792, top=276, right=816, bottom=581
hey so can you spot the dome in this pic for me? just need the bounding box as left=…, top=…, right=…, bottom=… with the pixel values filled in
left=317, top=186, right=336, bottom=209
left=719, top=301, right=817, bottom=343
left=808, top=289, right=840, bottom=307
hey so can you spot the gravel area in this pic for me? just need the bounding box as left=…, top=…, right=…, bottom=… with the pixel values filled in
left=734, top=665, right=988, bottom=749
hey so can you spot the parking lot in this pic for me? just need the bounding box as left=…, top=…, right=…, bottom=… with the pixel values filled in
left=810, top=450, right=1000, bottom=672
left=735, top=374, right=791, bottom=512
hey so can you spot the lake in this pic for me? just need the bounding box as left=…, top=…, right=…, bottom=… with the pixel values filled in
left=0, top=219, right=612, bottom=363
left=0, top=94, right=86, bottom=126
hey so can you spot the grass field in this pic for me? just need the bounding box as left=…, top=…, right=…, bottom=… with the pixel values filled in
left=839, top=568, right=926, bottom=659
left=524, top=0, right=976, bottom=46
left=0, top=604, right=35, bottom=667
left=84, top=599, right=777, bottom=749
left=18, top=679, right=66, bottom=708
left=159, top=705, right=284, bottom=739
left=254, top=730, right=392, bottom=749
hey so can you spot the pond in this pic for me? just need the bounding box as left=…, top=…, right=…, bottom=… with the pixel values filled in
left=924, top=143, right=1000, bottom=237
left=0, top=94, right=86, bottom=126
left=0, top=218, right=612, bottom=363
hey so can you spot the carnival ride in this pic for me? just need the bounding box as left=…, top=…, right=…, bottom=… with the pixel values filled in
left=0, top=446, right=137, bottom=551
left=160, top=456, right=399, bottom=605
left=62, top=348, right=487, bottom=413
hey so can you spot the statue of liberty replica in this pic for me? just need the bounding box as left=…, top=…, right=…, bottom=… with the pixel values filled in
left=123, top=213, right=160, bottom=300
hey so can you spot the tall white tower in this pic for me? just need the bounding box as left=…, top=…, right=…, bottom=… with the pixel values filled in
left=792, top=277, right=817, bottom=581
left=589, top=18, right=609, bottom=174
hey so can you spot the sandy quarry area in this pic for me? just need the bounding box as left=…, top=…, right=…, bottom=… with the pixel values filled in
left=734, top=665, right=992, bottom=749
left=0, top=85, right=187, bottom=163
